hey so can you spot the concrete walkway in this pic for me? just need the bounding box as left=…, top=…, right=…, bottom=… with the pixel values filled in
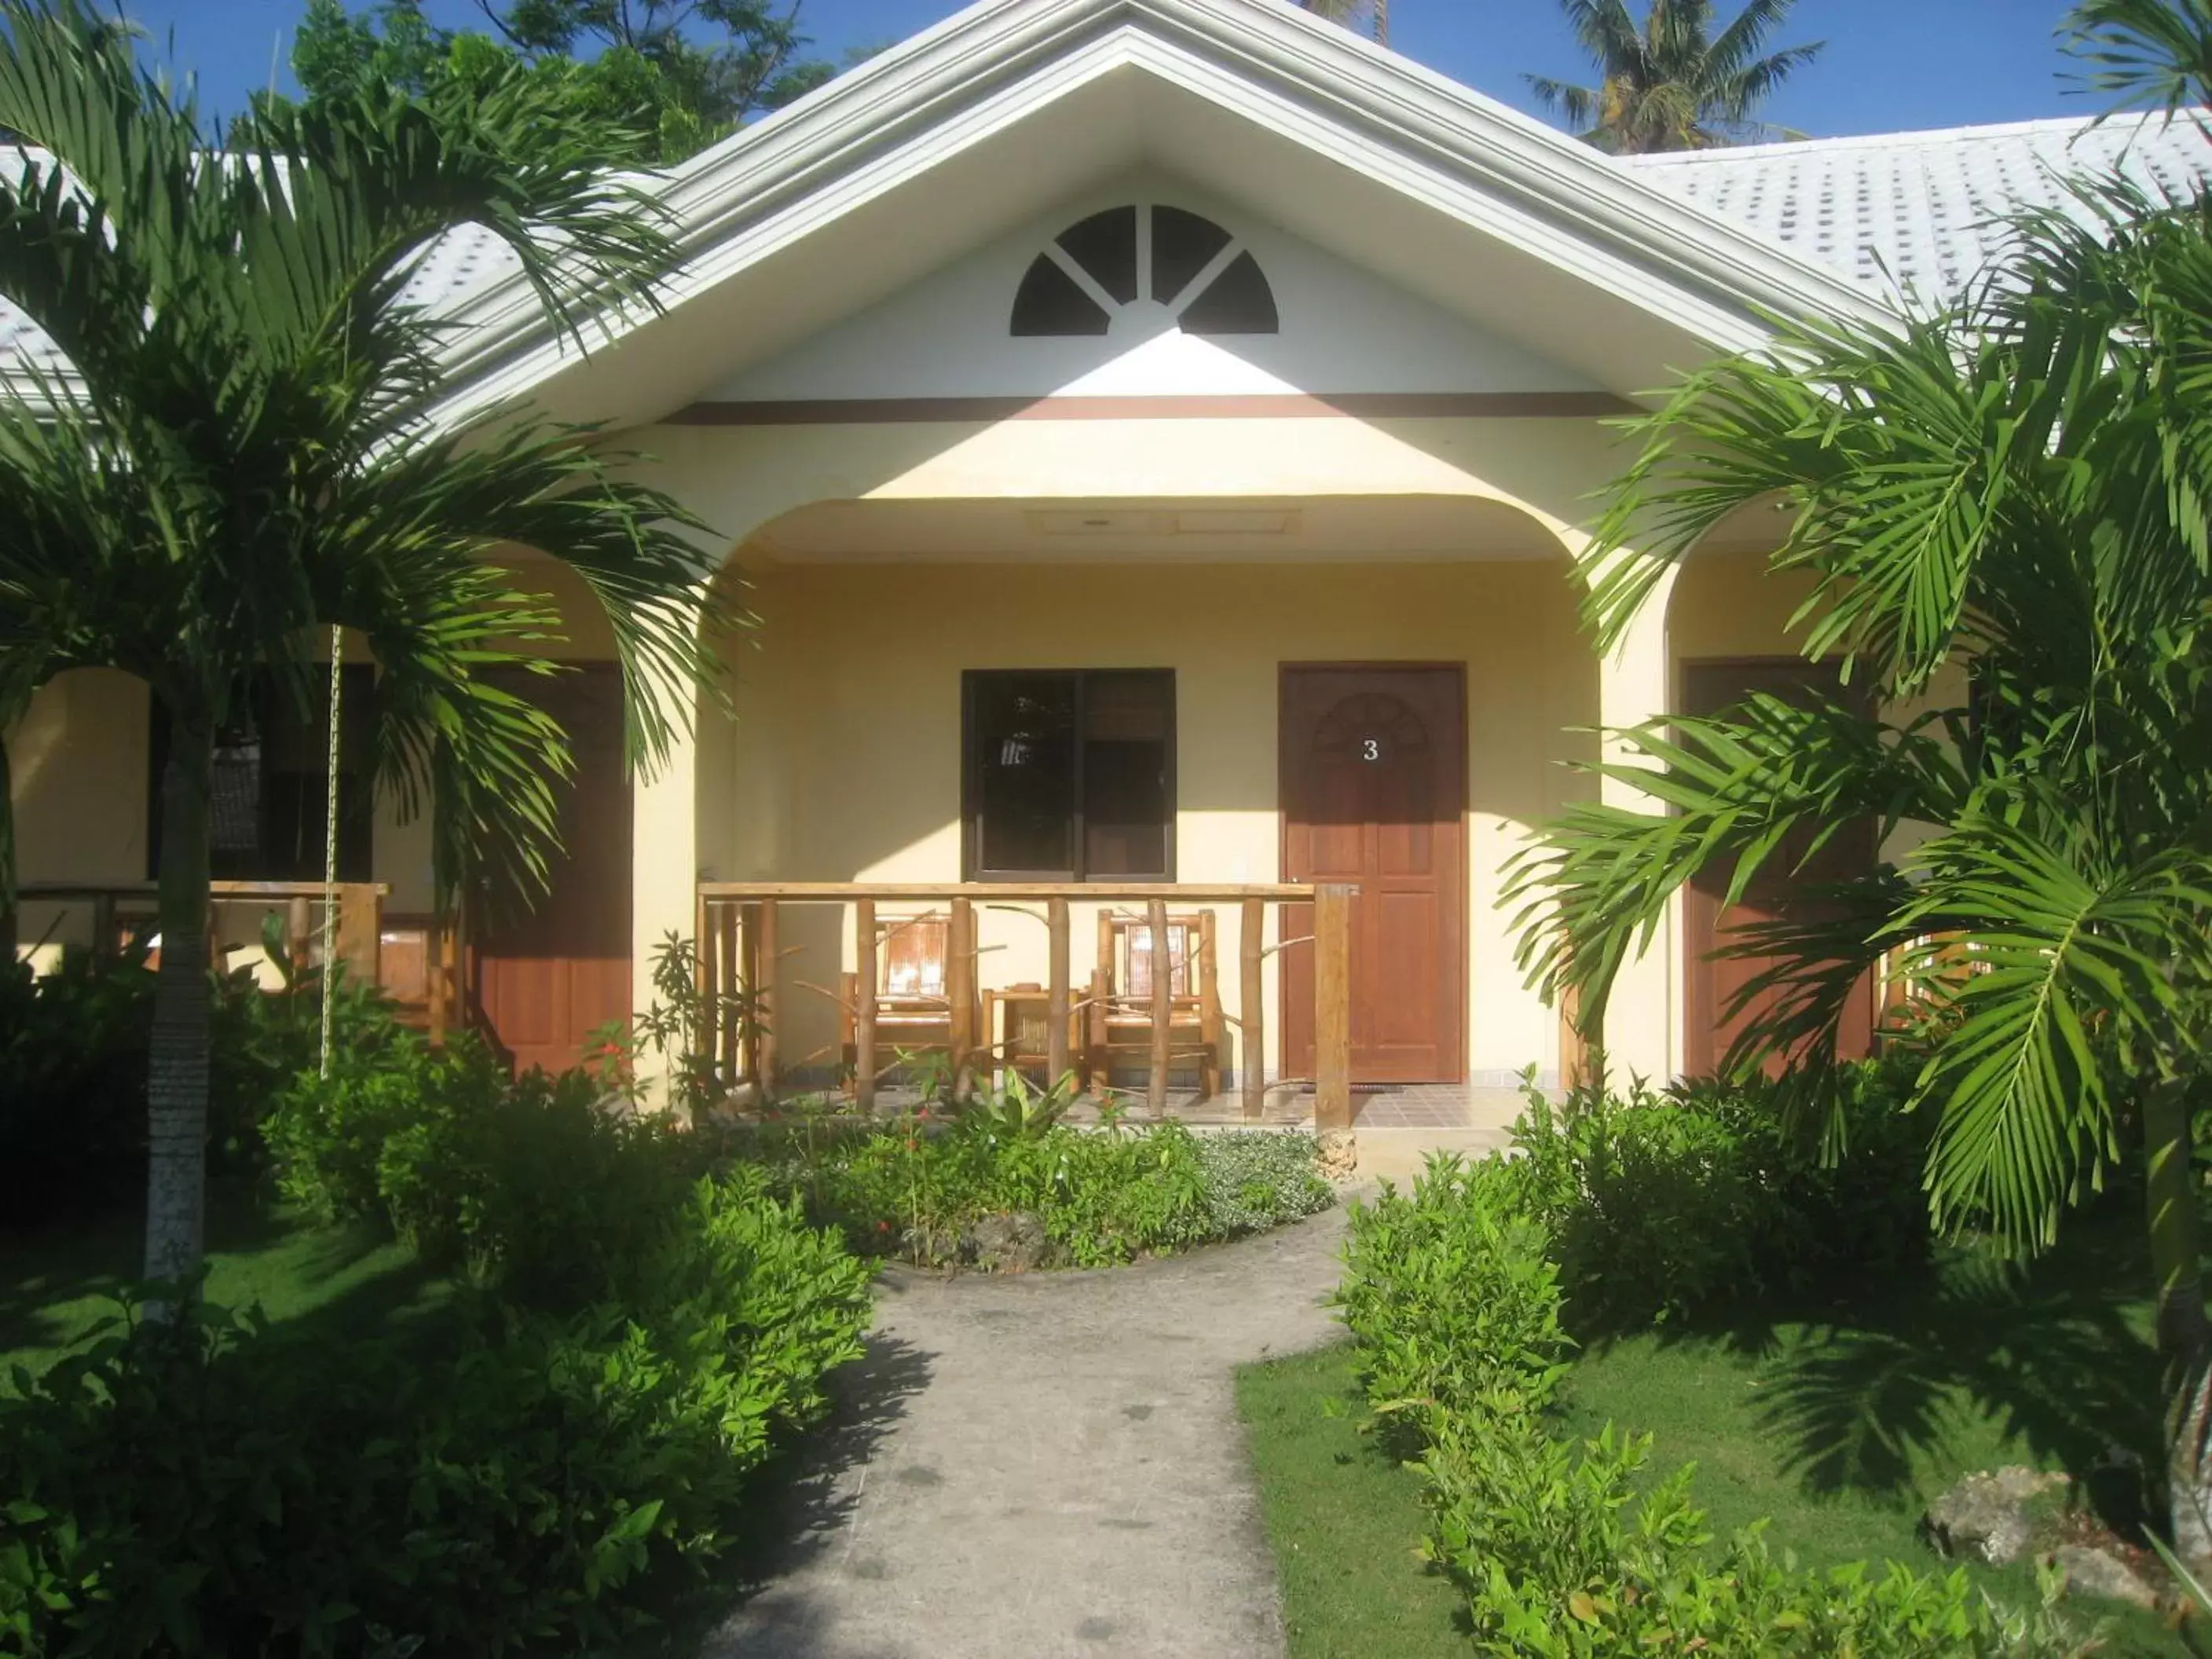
left=705, top=1208, right=1350, bottom=1659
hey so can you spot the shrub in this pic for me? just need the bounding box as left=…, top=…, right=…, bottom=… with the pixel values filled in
left=0, top=939, right=402, bottom=1224
left=1193, top=1130, right=1334, bottom=1237
left=1506, top=1062, right=1932, bottom=1328
left=1336, top=1155, right=2089, bottom=1657
left=745, top=1089, right=1333, bottom=1269
left=265, top=1035, right=697, bottom=1306
left=0, top=1167, right=870, bottom=1657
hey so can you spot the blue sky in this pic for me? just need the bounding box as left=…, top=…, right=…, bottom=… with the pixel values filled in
left=118, top=0, right=2092, bottom=140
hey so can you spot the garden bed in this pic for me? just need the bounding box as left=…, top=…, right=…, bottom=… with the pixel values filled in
left=1259, top=1074, right=2203, bottom=1656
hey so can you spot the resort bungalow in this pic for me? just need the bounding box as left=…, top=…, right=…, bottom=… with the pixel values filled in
left=11, top=0, right=2210, bottom=1121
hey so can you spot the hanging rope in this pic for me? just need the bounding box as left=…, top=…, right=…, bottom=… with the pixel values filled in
left=319, top=625, right=342, bottom=1079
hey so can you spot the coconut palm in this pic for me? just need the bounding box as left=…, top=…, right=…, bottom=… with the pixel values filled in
left=1526, top=0, right=1824, bottom=154
left=0, top=1, right=727, bottom=1287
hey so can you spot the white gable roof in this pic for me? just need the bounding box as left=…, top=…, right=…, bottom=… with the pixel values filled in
left=0, top=0, right=2207, bottom=408
left=1626, top=113, right=2212, bottom=302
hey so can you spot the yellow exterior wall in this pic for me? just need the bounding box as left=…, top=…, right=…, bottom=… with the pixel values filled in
left=8, top=670, right=151, bottom=959
left=698, top=559, right=1598, bottom=1084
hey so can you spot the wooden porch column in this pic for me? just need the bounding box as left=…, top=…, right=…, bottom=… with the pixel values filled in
left=287, top=895, right=312, bottom=969
left=336, top=884, right=379, bottom=989
left=755, top=899, right=780, bottom=1096
left=947, top=895, right=976, bottom=1097
left=854, top=897, right=878, bottom=1111
left=1313, top=883, right=1353, bottom=1133
left=1147, top=897, right=1170, bottom=1119
left=90, top=892, right=115, bottom=965
left=694, top=890, right=715, bottom=1076
left=717, top=903, right=739, bottom=1078
left=1240, top=897, right=1265, bottom=1122
left=1046, top=896, right=1070, bottom=1090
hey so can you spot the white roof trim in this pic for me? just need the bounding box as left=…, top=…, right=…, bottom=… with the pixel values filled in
left=424, top=0, right=1885, bottom=430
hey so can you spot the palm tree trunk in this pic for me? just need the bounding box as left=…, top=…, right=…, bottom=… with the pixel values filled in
left=2145, top=1075, right=2212, bottom=1571
left=144, top=712, right=214, bottom=1291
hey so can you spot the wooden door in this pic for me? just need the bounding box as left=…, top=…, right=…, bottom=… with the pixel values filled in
left=1282, top=665, right=1465, bottom=1083
left=1681, top=659, right=1877, bottom=1077
left=473, top=665, right=633, bottom=1075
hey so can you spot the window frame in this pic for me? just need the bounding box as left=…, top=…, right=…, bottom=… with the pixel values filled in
left=147, top=665, right=378, bottom=884
left=961, top=668, right=1177, bottom=883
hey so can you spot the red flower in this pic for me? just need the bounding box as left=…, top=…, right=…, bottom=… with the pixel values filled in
left=877, top=1220, right=891, bottom=1232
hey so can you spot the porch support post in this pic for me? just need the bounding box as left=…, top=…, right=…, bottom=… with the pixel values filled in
left=1046, top=896, right=1070, bottom=1091
left=1147, top=898, right=1171, bottom=1118
left=854, top=898, right=877, bottom=1111
left=694, top=889, right=714, bottom=1083
left=756, top=898, right=780, bottom=1097
left=1313, top=883, right=1353, bottom=1133
left=947, top=896, right=976, bottom=1100
left=1590, top=555, right=1681, bottom=1086
left=1240, top=898, right=1265, bottom=1122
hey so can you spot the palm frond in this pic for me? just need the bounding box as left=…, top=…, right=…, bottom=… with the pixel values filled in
left=1506, top=694, right=1969, bottom=1035
left=2065, top=0, right=2212, bottom=115
left=1908, top=819, right=2212, bottom=1251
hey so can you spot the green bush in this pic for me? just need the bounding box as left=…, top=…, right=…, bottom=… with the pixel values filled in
left=0, top=1166, right=870, bottom=1657
left=0, top=939, right=403, bottom=1223
left=1336, top=1155, right=2089, bottom=1657
left=749, top=1092, right=1333, bottom=1269
left=1505, top=1063, right=1932, bottom=1328
left=265, top=1035, right=698, bottom=1306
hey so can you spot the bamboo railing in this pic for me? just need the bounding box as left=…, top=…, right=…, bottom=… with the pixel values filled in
left=694, top=881, right=1357, bottom=1130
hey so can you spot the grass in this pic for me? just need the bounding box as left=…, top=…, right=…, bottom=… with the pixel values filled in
left=0, top=1177, right=446, bottom=1382
left=1242, top=1196, right=2196, bottom=1657
left=1238, top=1344, right=1466, bottom=1659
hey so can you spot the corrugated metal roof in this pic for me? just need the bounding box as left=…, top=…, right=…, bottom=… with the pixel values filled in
left=2, top=112, right=2207, bottom=382
left=1624, top=112, right=2212, bottom=302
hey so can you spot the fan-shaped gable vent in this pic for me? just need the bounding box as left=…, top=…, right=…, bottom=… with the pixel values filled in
left=1010, top=204, right=1278, bottom=337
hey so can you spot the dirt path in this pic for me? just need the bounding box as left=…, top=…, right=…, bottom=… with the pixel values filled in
left=703, top=1207, right=1350, bottom=1659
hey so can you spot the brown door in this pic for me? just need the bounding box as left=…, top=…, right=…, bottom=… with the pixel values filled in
left=473, top=665, right=633, bottom=1075
left=1282, top=665, right=1465, bottom=1083
left=1681, top=659, right=1877, bottom=1077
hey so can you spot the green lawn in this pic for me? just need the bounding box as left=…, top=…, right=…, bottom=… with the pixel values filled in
left=0, top=1180, right=446, bottom=1382
left=1239, top=1344, right=1467, bottom=1659
left=1242, top=1199, right=2195, bottom=1657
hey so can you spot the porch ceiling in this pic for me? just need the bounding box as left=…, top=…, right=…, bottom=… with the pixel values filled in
left=744, top=494, right=1571, bottom=565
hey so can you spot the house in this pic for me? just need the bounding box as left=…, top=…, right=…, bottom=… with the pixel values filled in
left=9, top=0, right=2210, bottom=1111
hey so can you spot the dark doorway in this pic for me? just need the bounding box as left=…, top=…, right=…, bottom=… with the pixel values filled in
left=472, top=665, right=633, bottom=1075
left=1680, top=658, right=1878, bottom=1077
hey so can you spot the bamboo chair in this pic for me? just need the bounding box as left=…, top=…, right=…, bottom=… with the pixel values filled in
left=1086, top=910, right=1222, bottom=1100
left=840, top=912, right=977, bottom=1080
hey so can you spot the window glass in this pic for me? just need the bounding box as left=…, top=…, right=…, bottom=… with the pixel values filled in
left=1151, top=205, right=1231, bottom=303
left=149, top=667, right=375, bottom=881
left=1056, top=207, right=1139, bottom=304
left=1082, top=672, right=1172, bottom=877
left=1177, top=249, right=1277, bottom=334
left=965, top=669, right=1174, bottom=879
left=973, top=673, right=1078, bottom=874
left=1010, top=255, right=1109, bottom=335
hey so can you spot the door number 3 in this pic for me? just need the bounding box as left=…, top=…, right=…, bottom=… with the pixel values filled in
left=1361, top=738, right=1382, bottom=761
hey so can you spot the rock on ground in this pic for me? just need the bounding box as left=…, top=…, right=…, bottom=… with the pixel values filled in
left=2047, top=1544, right=2162, bottom=1610
left=1923, top=1467, right=2069, bottom=1566
left=704, top=1207, right=1349, bottom=1659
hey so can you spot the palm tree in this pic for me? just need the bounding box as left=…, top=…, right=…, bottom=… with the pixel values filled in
left=1526, top=0, right=1823, bottom=153
left=0, top=2, right=728, bottom=1287
left=1507, top=82, right=2212, bottom=1575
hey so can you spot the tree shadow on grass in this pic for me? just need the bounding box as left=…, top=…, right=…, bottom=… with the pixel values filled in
left=1571, top=1201, right=2166, bottom=1536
